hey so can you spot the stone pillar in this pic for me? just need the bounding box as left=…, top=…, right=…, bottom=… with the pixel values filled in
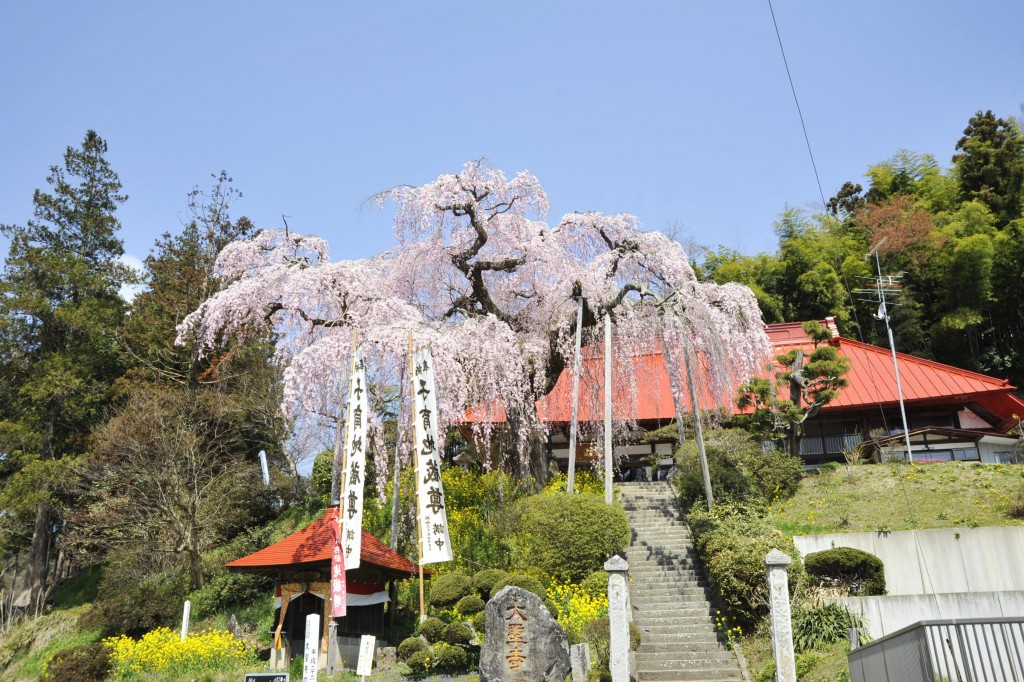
left=765, top=549, right=796, bottom=682
left=605, top=555, right=630, bottom=682
left=327, top=619, right=340, bottom=672
left=570, top=643, right=591, bottom=682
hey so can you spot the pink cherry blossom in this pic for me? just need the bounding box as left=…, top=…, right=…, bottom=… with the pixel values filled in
left=178, top=161, right=770, bottom=475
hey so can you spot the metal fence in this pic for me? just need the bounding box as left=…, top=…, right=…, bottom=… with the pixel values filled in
left=848, top=618, right=1024, bottom=682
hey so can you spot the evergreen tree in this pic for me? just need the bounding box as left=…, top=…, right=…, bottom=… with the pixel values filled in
left=0, top=131, right=131, bottom=609
left=953, top=110, right=1024, bottom=226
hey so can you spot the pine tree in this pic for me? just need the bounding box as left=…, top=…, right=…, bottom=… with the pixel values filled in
left=0, top=131, right=131, bottom=610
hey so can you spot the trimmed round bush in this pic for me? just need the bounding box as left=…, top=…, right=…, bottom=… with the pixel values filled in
left=406, top=650, right=430, bottom=674
left=397, top=636, right=427, bottom=662
left=429, top=572, right=473, bottom=608
left=805, top=547, right=886, bottom=596
left=472, top=610, right=486, bottom=635
left=41, top=642, right=111, bottom=682
left=419, top=616, right=446, bottom=644
left=514, top=492, right=629, bottom=582
left=581, top=570, right=608, bottom=599
left=443, top=621, right=473, bottom=646
left=491, top=573, right=547, bottom=601
left=472, top=568, right=509, bottom=597
left=456, top=593, right=485, bottom=615
left=434, top=643, right=469, bottom=672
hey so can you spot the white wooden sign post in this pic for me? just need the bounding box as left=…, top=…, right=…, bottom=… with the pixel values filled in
left=180, top=599, right=191, bottom=641
left=356, top=634, right=376, bottom=679
left=303, top=614, right=320, bottom=682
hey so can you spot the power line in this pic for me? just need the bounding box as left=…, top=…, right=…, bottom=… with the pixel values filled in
left=767, top=0, right=827, bottom=208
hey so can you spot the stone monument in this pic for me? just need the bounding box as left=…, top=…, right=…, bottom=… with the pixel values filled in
left=765, top=549, right=797, bottom=682
left=604, top=556, right=629, bottom=682
left=480, top=586, right=570, bottom=682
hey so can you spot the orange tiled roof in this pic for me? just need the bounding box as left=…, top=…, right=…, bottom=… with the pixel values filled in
left=464, top=320, right=1024, bottom=429
left=225, top=507, right=419, bottom=575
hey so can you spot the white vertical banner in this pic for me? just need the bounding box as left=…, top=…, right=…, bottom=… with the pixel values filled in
left=412, top=347, right=453, bottom=564
left=341, top=347, right=368, bottom=569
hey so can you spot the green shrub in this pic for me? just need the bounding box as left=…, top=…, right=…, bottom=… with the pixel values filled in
left=746, top=449, right=804, bottom=501
left=397, top=636, right=427, bottom=661
left=429, top=572, right=473, bottom=608
left=84, top=551, right=191, bottom=636
left=472, top=568, right=509, bottom=597
left=310, top=449, right=334, bottom=504
left=41, top=642, right=110, bottom=682
left=455, top=593, right=485, bottom=615
left=189, top=570, right=274, bottom=618
left=491, top=573, right=547, bottom=601
left=442, top=621, right=473, bottom=646
left=406, top=650, right=430, bottom=674
left=513, top=492, right=629, bottom=582
left=804, top=547, right=886, bottom=596
left=581, top=570, right=608, bottom=599
left=472, top=610, right=486, bottom=636
left=687, top=502, right=803, bottom=629
left=792, top=601, right=866, bottom=652
left=433, top=642, right=469, bottom=672
left=675, top=429, right=803, bottom=507
left=581, top=617, right=642, bottom=672
left=419, top=616, right=446, bottom=644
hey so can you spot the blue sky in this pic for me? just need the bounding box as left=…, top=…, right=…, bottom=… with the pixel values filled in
left=2, top=1, right=1022, bottom=271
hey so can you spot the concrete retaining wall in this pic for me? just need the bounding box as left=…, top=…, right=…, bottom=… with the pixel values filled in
left=837, top=591, right=1024, bottom=639
left=792, top=527, right=1024, bottom=595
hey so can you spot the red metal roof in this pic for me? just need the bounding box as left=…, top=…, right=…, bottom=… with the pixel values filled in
left=464, top=319, right=1024, bottom=429
left=225, top=507, right=419, bottom=575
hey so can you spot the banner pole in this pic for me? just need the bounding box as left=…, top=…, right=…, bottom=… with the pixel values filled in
left=409, top=330, right=425, bottom=622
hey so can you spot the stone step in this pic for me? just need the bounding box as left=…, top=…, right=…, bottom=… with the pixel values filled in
left=632, top=601, right=713, bottom=613
left=630, top=574, right=706, bottom=585
left=638, top=633, right=724, bottom=647
left=629, top=562, right=703, bottom=572
left=637, top=651, right=736, bottom=664
left=632, top=586, right=710, bottom=597
left=636, top=666, right=742, bottom=681
left=634, top=617, right=718, bottom=629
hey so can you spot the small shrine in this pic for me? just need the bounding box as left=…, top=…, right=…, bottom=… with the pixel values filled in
left=225, top=505, right=422, bottom=670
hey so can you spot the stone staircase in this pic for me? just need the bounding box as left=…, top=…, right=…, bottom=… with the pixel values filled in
left=619, top=482, right=743, bottom=682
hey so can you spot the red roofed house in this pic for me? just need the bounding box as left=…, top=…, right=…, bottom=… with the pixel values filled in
left=225, top=506, right=420, bottom=670
left=475, top=318, right=1024, bottom=474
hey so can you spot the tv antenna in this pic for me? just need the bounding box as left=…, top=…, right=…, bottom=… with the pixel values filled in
left=856, top=238, right=914, bottom=462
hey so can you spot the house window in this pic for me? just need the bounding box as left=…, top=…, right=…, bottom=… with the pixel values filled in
left=995, top=451, right=1022, bottom=464
left=951, top=447, right=980, bottom=462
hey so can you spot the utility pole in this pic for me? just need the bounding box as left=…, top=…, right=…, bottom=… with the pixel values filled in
left=863, top=238, right=914, bottom=462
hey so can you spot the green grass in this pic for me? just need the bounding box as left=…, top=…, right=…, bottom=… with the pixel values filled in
left=51, top=565, right=103, bottom=609
left=771, top=461, right=1024, bottom=535
left=0, top=605, right=101, bottom=682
